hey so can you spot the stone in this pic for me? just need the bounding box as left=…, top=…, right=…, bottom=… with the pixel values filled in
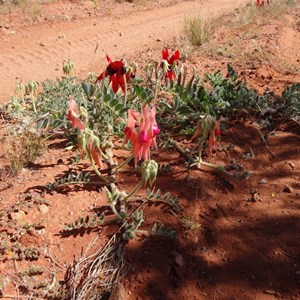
left=1, top=27, right=15, bottom=35
left=83, top=1, right=95, bottom=10
left=288, top=162, right=295, bottom=170
left=283, top=185, right=293, bottom=193
left=9, top=210, right=25, bottom=221
left=39, top=204, right=49, bottom=214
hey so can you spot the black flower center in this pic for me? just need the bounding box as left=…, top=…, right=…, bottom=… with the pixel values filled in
left=107, top=65, right=116, bottom=76
left=121, top=66, right=126, bottom=75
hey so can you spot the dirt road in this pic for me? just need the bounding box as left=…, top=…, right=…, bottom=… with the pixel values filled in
left=0, top=0, right=246, bottom=103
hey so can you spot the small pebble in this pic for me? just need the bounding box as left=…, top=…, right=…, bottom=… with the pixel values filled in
left=283, top=185, right=293, bottom=193
left=258, top=178, right=268, bottom=184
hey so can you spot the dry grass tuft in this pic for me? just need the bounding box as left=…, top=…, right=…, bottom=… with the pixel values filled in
left=236, top=0, right=297, bottom=26
left=5, top=120, right=46, bottom=173
left=184, top=15, right=218, bottom=47
left=62, top=234, right=127, bottom=300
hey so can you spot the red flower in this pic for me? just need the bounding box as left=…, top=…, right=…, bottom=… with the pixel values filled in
left=67, top=97, right=85, bottom=131
left=162, top=48, right=180, bottom=81
left=96, top=55, right=134, bottom=93
left=124, top=105, right=160, bottom=165
left=256, top=0, right=269, bottom=6
left=208, top=117, right=222, bottom=155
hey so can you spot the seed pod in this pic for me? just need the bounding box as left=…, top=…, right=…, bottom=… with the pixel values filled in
left=80, top=106, right=89, bottom=126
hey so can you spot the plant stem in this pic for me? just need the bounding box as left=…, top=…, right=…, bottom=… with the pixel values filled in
left=106, top=147, right=127, bottom=221
left=89, top=154, right=110, bottom=184
left=153, top=65, right=160, bottom=104
left=170, top=138, right=248, bottom=178
left=101, top=216, right=119, bottom=226
left=123, top=74, right=128, bottom=106
left=110, top=203, right=121, bottom=219
left=32, top=96, right=37, bottom=114
left=125, top=180, right=143, bottom=201
left=127, top=197, right=176, bottom=209
left=113, top=154, right=134, bottom=173
left=135, top=229, right=149, bottom=236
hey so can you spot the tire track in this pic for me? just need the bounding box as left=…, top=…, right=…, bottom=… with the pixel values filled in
left=0, top=0, right=246, bottom=102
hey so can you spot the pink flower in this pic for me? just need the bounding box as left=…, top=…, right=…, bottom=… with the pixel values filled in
left=162, top=48, right=180, bottom=82
left=67, top=97, right=85, bottom=131
left=191, top=116, right=222, bottom=156
left=87, top=140, right=103, bottom=169
left=124, top=105, right=160, bottom=165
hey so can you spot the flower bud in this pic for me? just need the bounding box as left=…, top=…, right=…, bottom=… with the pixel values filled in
left=161, top=59, right=170, bottom=73
left=118, top=190, right=128, bottom=199
left=77, top=131, right=87, bottom=152
left=63, top=59, right=75, bottom=76
left=141, top=160, right=158, bottom=187
left=16, top=82, right=25, bottom=97
left=80, top=106, right=88, bottom=125
left=149, top=160, right=158, bottom=187
left=215, top=127, right=221, bottom=136
left=152, top=125, right=160, bottom=136
left=139, top=130, right=149, bottom=143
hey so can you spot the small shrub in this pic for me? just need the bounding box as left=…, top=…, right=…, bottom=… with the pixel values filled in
left=181, top=214, right=201, bottom=231
left=184, top=16, right=217, bottom=46
left=5, top=121, right=46, bottom=173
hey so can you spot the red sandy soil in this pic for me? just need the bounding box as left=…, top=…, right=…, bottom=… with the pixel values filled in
left=0, top=0, right=300, bottom=299
left=0, top=0, right=246, bottom=103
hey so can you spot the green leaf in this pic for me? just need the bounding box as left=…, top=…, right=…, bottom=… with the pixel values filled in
left=147, top=188, right=153, bottom=198
left=82, top=82, right=95, bottom=98
left=162, top=192, right=170, bottom=201
left=110, top=98, right=119, bottom=107
left=103, top=94, right=112, bottom=103
left=79, top=217, right=84, bottom=226
left=114, top=103, right=124, bottom=111
left=91, top=214, right=97, bottom=226
left=155, top=189, right=161, bottom=199
left=119, top=106, right=130, bottom=115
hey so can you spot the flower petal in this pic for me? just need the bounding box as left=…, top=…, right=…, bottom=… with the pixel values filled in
left=72, top=117, right=85, bottom=131
left=111, top=75, right=119, bottom=93
left=67, top=98, right=85, bottom=131
left=162, top=48, right=169, bottom=60
left=169, top=50, right=180, bottom=64
left=106, top=54, right=113, bottom=64
left=88, top=142, right=103, bottom=168
left=96, top=70, right=109, bottom=83
left=166, top=70, right=174, bottom=81
left=117, top=73, right=125, bottom=92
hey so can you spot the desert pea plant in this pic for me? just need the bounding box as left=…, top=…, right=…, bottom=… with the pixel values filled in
left=63, top=52, right=253, bottom=241
left=66, top=86, right=168, bottom=239
left=6, top=49, right=295, bottom=241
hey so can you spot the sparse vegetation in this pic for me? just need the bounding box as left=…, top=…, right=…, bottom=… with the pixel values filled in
left=237, top=0, right=297, bottom=26
left=181, top=214, right=201, bottom=231
left=5, top=122, right=46, bottom=173
left=184, top=15, right=217, bottom=46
